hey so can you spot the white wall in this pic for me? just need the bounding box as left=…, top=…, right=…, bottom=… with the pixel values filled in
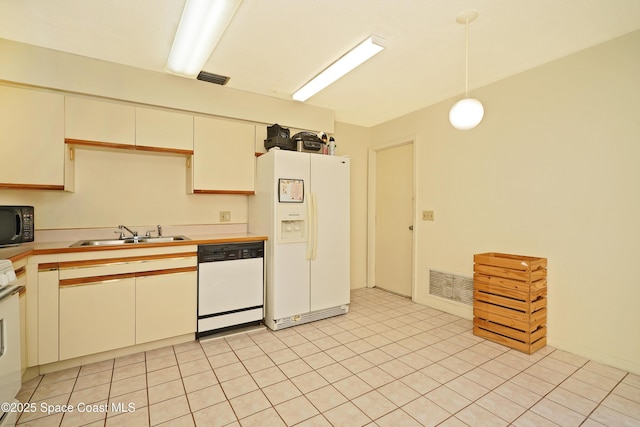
left=334, top=122, right=370, bottom=289
left=0, top=148, right=247, bottom=229
left=371, top=30, right=640, bottom=374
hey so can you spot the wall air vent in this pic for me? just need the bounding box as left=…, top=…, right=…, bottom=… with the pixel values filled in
left=197, top=71, right=230, bottom=85
left=429, top=269, right=473, bottom=306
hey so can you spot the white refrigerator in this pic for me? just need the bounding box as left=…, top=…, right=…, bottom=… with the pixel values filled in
left=249, top=150, right=350, bottom=330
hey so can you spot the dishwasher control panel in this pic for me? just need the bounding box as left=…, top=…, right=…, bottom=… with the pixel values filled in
left=198, top=242, right=264, bottom=262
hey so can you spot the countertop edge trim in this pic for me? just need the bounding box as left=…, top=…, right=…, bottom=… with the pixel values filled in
left=2, top=235, right=267, bottom=258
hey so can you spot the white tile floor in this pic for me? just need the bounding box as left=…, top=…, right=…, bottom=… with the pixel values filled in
left=15, top=288, right=640, bottom=426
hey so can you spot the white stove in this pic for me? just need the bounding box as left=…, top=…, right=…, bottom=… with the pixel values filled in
left=0, top=259, right=21, bottom=427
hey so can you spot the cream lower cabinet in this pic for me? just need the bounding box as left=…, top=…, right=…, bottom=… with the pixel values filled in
left=136, top=271, right=197, bottom=344
left=37, top=268, right=60, bottom=365
left=19, top=291, right=27, bottom=372
left=35, top=250, right=198, bottom=363
left=59, top=278, right=136, bottom=361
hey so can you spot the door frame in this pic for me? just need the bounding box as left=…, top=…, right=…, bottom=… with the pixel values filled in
left=367, top=136, right=419, bottom=300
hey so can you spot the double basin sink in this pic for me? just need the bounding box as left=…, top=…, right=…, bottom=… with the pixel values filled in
left=70, top=235, right=190, bottom=247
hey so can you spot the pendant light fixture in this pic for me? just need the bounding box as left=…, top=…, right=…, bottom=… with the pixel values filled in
left=449, top=9, right=484, bottom=130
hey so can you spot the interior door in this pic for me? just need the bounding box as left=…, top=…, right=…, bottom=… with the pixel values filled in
left=375, top=143, right=413, bottom=297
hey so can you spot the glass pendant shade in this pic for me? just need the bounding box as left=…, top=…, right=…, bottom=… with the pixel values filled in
left=449, top=97, right=484, bottom=130
left=449, top=9, right=483, bottom=131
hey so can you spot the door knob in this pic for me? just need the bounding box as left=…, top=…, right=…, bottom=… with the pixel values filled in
left=409, top=225, right=413, bottom=231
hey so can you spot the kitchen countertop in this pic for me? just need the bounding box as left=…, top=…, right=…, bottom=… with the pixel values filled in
left=0, top=232, right=268, bottom=261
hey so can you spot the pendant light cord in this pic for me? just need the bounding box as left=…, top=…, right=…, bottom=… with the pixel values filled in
left=464, top=19, right=469, bottom=96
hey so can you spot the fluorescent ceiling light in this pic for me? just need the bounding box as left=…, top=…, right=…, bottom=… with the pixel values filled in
left=166, top=0, right=242, bottom=78
left=293, top=35, right=385, bottom=102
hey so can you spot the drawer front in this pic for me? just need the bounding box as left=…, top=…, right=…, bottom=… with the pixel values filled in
left=59, top=255, right=196, bottom=280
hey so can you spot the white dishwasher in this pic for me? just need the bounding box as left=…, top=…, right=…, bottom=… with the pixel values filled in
left=197, top=241, right=264, bottom=338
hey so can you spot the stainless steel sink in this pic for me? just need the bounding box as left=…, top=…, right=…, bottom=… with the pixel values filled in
left=70, top=235, right=190, bottom=247
left=139, top=236, right=190, bottom=243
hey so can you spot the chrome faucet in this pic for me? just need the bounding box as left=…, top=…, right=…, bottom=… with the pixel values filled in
left=118, top=225, right=138, bottom=239
left=145, top=225, right=163, bottom=238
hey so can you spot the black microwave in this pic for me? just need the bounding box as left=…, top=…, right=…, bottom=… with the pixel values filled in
left=0, top=206, right=34, bottom=246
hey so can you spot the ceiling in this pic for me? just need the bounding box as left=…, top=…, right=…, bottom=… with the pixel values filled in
left=1, top=1, right=640, bottom=127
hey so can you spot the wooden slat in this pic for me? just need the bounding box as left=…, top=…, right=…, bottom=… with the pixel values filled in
left=473, top=325, right=546, bottom=354
left=474, top=264, right=546, bottom=283
left=474, top=310, right=529, bottom=332
left=474, top=317, right=530, bottom=342
left=530, top=336, right=548, bottom=354
left=530, top=296, right=548, bottom=312
left=474, top=252, right=547, bottom=272
left=474, top=281, right=533, bottom=303
left=474, top=273, right=547, bottom=293
left=474, top=289, right=530, bottom=312
left=474, top=303, right=547, bottom=332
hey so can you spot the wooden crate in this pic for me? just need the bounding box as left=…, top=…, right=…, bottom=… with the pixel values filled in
left=473, top=252, right=547, bottom=354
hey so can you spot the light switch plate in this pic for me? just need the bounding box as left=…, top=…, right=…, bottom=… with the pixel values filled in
left=422, top=210, right=434, bottom=221
left=220, top=211, right=231, bottom=222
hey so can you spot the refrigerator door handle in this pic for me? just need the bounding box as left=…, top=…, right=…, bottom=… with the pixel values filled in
left=311, top=192, right=318, bottom=260
left=305, top=194, right=314, bottom=260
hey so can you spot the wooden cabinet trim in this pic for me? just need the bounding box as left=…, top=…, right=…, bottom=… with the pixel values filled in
left=59, top=266, right=196, bottom=287
left=65, top=139, right=194, bottom=156
left=135, top=266, right=196, bottom=279
left=39, top=262, right=60, bottom=272
left=134, top=144, right=194, bottom=156
left=15, top=266, right=26, bottom=278
left=193, top=189, right=255, bottom=195
left=57, top=252, right=197, bottom=270
left=60, top=272, right=136, bottom=287
left=0, top=183, right=65, bottom=191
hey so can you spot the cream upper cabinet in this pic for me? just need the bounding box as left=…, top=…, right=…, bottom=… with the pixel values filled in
left=135, top=107, right=193, bottom=152
left=0, top=86, right=65, bottom=188
left=65, top=96, right=136, bottom=145
left=193, top=116, right=256, bottom=193
left=255, top=125, right=268, bottom=154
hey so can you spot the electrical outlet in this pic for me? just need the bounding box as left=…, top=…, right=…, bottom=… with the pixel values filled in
left=422, top=210, right=435, bottom=221
left=220, top=211, right=231, bottom=222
